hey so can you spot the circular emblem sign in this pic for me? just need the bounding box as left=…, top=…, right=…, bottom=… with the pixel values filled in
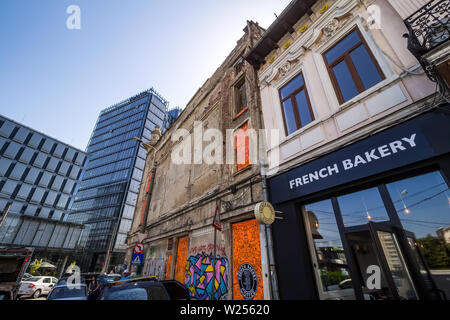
left=254, top=201, right=275, bottom=225
left=237, top=263, right=258, bottom=299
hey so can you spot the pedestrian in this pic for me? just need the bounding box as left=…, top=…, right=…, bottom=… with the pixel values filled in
left=120, top=269, right=131, bottom=281
left=87, top=276, right=100, bottom=300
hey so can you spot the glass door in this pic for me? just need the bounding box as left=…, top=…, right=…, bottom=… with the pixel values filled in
left=371, top=224, right=419, bottom=300
left=344, top=223, right=419, bottom=300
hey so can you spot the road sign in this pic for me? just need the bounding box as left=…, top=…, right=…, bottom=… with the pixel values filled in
left=131, top=253, right=144, bottom=265
left=212, top=205, right=222, bottom=231
left=134, top=243, right=144, bottom=254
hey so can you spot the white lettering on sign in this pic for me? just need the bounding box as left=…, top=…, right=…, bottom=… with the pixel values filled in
left=289, top=134, right=417, bottom=190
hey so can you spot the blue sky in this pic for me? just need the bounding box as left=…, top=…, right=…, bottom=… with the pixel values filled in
left=0, top=0, right=290, bottom=150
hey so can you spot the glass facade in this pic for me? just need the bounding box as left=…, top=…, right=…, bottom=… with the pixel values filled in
left=67, top=89, right=169, bottom=262
left=0, top=115, right=86, bottom=249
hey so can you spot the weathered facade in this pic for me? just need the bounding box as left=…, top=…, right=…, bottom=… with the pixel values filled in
left=246, top=0, right=450, bottom=300
left=126, top=21, right=272, bottom=300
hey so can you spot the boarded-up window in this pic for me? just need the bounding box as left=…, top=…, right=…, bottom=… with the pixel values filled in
left=235, top=122, right=250, bottom=172
left=165, top=253, right=173, bottom=280
left=232, top=219, right=264, bottom=300
left=174, top=237, right=189, bottom=284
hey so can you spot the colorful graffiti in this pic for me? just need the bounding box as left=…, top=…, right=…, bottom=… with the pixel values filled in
left=188, top=244, right=226, bottom=257
left=144, top=258, right=165, bottom=280
left=185, top=254, right=229, bottom=300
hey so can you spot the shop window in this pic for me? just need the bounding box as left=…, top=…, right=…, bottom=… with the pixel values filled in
left=234, top=78, right=248, bottom=117
left=338, top=187, right=390, bottom=227
left=386, top=171, right=450, bottom=272
left=235, top=122, right=250, bottom=172
left=279, top=72, right=314, bottom=136
left=323, top=27, right=384, bottom=104
left=303, top=200, right=355, bottom=300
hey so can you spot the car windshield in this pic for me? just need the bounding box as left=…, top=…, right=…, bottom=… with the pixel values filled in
left=99, top=275, right=121, bottom=284
left=104, top=285, right=169, bottom=300
left=48, top=286, right=86, bottom=299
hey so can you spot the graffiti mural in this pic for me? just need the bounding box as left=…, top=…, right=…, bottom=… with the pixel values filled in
left=185, top=254, right=229, bottom=300
left=144, top=258, right=165, bottom=280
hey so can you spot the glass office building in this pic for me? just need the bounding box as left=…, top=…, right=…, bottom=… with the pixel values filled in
left=67, top=88, right=169, bottom=272
left=0, top=114, right=87, bottom=263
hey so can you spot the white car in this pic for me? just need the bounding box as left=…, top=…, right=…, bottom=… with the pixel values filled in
left=18, top=276, right=58, bottom=299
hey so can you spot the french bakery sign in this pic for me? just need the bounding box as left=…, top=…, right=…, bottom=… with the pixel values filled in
left=268, top=109, right=450, bottom=205
left=289, top=134, right=418, bottom=190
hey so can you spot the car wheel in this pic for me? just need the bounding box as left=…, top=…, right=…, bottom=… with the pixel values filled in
left=32, top=289, right=41, bottom=299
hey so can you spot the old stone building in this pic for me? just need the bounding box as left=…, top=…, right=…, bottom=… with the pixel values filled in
left=126, top=21, right=274, bottom=300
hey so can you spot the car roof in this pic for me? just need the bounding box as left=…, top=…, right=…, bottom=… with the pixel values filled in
left=53, top=283, right=87, bottom=288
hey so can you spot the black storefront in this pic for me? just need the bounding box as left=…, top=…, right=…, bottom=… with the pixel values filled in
left=269, top=105, right=450, bottom=300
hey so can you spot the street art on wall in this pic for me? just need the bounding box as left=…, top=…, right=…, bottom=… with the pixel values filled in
left=188, top=244, right=226, bottom=257
left=144, top=258, right=165, bottom=280
left=185, top=254, right=229, bottom=300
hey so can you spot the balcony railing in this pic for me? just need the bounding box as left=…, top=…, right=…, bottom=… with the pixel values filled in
left=404, top=0, right=450, bottom=55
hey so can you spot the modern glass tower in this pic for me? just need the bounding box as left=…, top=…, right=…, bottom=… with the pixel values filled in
left=0, top=114, right=87, bottom=265
left=67, top=88, right=169, bottom=272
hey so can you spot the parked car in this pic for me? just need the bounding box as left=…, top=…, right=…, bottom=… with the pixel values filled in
left=18, top=276, right=58, bottom=299
left=22, top=273, right=33, bottom=281
left=100, top=277, right=190, bottom=300
left=56, top=273, right=86, bottom=287
left=47, top=284, right=87, bottom=300
left=97, top=274, right=122, bottom=286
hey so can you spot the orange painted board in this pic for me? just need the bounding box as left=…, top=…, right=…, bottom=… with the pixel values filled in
left=232, top=219, right=264, bottom=300
left=174, top=237, right=189, bottom=284
left=165, top=253, right=172, bottom=280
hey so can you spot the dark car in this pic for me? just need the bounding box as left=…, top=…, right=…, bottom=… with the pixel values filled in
left=47, top=284, right=88, bottom=300
left=100, top=277, right=190, bottom=300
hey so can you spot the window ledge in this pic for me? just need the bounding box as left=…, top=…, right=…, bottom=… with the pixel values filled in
left=279, top=119, right=321, bottom=145
left=233, top=165, right=253, bottom=177
left=234, top=106, right=249, bottom=120
left=335, top=75, right=400, bottom=114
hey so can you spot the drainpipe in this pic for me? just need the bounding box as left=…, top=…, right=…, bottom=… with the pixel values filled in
left=251, top=53, right=280, bottom=300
